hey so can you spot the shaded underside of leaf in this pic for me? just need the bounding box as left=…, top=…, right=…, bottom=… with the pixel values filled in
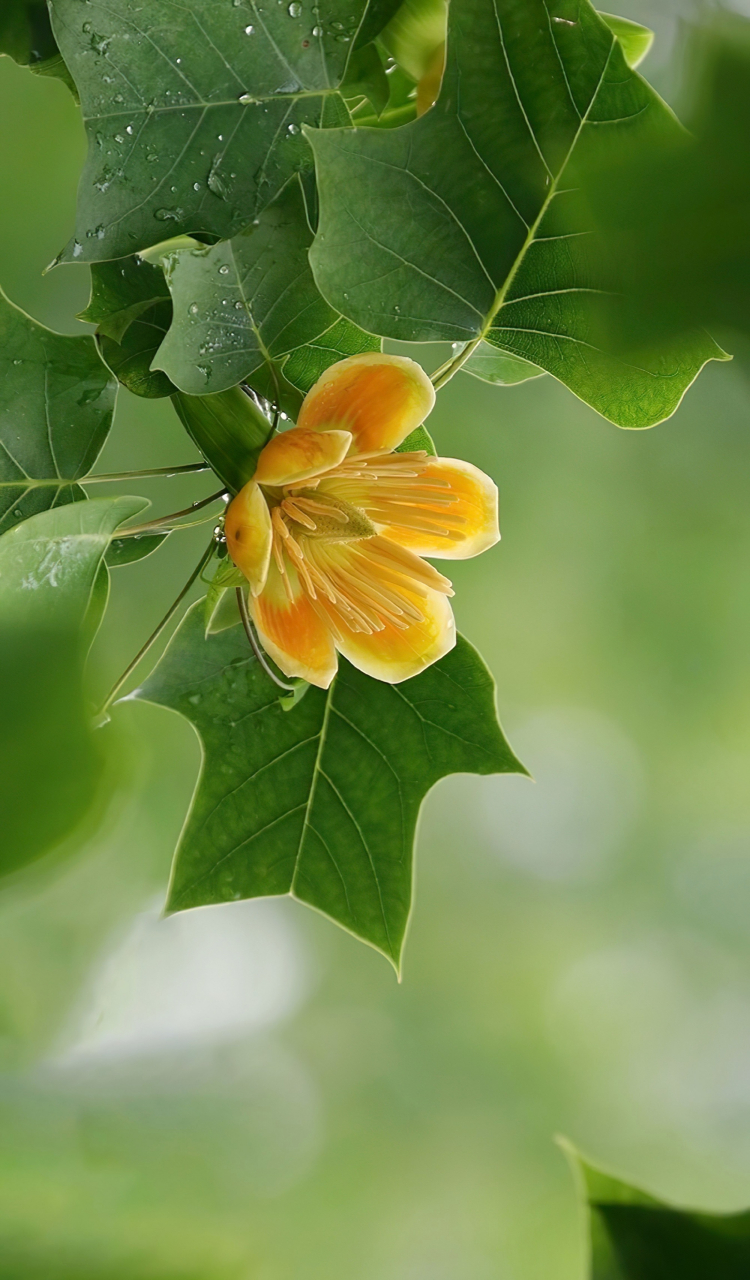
left=135, top=602, right=523, bottom=969
left=307, top=0, right=727, bottom=427
left=0, top=287, right=117, bottom=535
left=49, top=0, right=399, bottom=262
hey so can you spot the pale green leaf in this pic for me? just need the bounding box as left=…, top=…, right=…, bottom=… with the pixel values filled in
left=48, top=0, right=398, bottom=263
left=562, top=1140, right=750, bottom=1280
left=134, top=601, right=524, bottom=969
left=307, top=0, right=727, bottom=428
left=463, top=340, right=544, bottom=386
left=599, top=12, right=654, bottom=70
left=0, top=496, right=144, bottom=875
left=153, top=178, right=379, bottom=400
left=0, top=286, right=117, bottom=535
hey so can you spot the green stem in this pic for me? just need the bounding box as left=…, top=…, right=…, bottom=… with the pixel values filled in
left=430, top=341, right=480, bottom=390
left=118, top=488, right=226, bottom=538
left=83, top=462, right=210, bottom=483
left=97, top=538, right=216, bottom=720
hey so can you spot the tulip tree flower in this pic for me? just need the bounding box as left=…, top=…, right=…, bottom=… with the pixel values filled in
left=225, top=353, right=499, bottom=688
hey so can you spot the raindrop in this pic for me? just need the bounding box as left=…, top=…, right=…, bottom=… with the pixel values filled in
left=245, top=23, right=254, bottom=32
left=154, top=207, right=183, bottom=221
left=146, top=150, right=160, bottom=163
left=72, top=240, right=83, bottom=258
left=193, top=181, right=202, bottom=191
left=95, top=225, right=106, bottom=239
left=234, top=300, right=244, bottom=310
left=312, top=24, right=322, bottom=34
left=288, top=2, right=302, bottom=14
left=13, top=509, right=22, bottom=518
left=82, top=21, right=92, bottom=32
left=189, top=303, right=199, bottom=315
left=113, top=93, right=124, bottom=104
left=12, top=360, right=22, bottom=367
left=126, top=124, right=134, bottom=134
left=332, top=20, right=344, bottom=28
left=188, top=694, right=202, bottom=705
left=238, top=92, right=257, bottom=105
left=335, top=33, right=350, bottom=41
left=113, top=134, right=125, bottom=144
left=219, top=265, right=230, bottom=276
left=287, top=121, right=299, bottom=134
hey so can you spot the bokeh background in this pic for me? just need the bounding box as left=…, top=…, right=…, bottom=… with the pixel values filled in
left=2, top=1, right=750, bottom=1275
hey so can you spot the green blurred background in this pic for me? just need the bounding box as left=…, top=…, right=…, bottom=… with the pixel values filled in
left=2, top=2, right=750, bottom=1275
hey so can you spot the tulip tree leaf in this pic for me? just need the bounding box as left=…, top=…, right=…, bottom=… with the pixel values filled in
left=48, top=0, right=400, bottom=263
left=134, top=601, right=524, bottom=969
left=463, top=340, right=544, bottom=386
left=79, top=254, right=171, bottom=343
left=307, top=0, right=727, bottom=428
left=599, top=12, right=654, bottom=70
left=0, top=287, right=117, bottom=536
left=98, top=301, right=176, bottom=399
left=153, top=177, right=379, bottom=401
left=0, top=496, right=145, bottom=876
left=562, top=1141, right=750, bottom=1280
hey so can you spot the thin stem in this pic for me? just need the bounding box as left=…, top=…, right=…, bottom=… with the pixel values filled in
left=235, top=587, right=297, bottom=691
left=97, top=538, right=216, bottom=719
left=83, top=462, right=211, bottom=484
left=430, top=339, right=482, bottom=390
left=118, top=488, right=227, bottom=538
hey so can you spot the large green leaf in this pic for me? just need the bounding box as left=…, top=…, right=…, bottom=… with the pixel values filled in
left=307, top=0, right=727, bottom=428
left=0, top=287, right=117, bottom=535
left=49, top=0, right=400, bottom=263
left=154, top=177, right=379, bottom=401
left=563, top=1143, right=750, bottom=1279
left=134, top=601, right=523, bottom=969
left=0, top=496, right=144, bottom=876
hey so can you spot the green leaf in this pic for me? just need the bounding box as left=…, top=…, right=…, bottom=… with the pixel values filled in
left=98, top=301, right=176, bottom=399
left=105, top=530, right=170, bottom=567
left=562, top=1141, right=750, bottom=1280
left=79, top=253, right=171, bottom=342
left=134, top=601, right=524, bottom=969
left=0, top=496, right=144, bottom=875
left=153, top=178, right=379, bottom=401
left=463, top=340, right=544, bottom=386
left=342, top=43, right=390, bottom=116
left=0, top=286, right=117, bottom=535
left=307, top=0, right=727, bottom=428
left=599, top=12, right=654, bottom=70
left=49, top=0, right=399, bottom=263
left=397, top=423, right=437, bottom=454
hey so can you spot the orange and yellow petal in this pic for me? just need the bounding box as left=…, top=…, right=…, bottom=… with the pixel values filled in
left=225, top=480, right=273, bottom=595
left=304, top=536, right=455, bottom=683
left=331, top=581, right=455, bottom=683
left=253, top=427, right=352, bottom=487
left=374, top=457, right=500, bottom=560
left=251, top=557, right=338, bottom=688
left=296, top=353, right=435, bottom=455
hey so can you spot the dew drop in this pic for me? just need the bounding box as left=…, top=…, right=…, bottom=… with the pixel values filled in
left=13, top=508, right=22, bottom=518
left=238, top=92, right=257, bottom=105
left=335, top=32, right=350, bottom=41
left=126, top=124, right=134, bottom=134
left=113, top=133, right=124, bottom=143
left=188, top=693, right=201, bottom=705
left=113, top=93, right=124, bottom=104
left=154, top=207, right=183, bottom=221
left=287, top=121, right=299, bottom=134
left=244, top=23, right=254, bottom=32
left=189, top=303, right=199, bottom=315
left=82, top=21, right=92, bottom=32
left=72, top=240, right=83, bottom=258
left=234, top=300, right=244, bottom=310
left=218, top=264, right=230, bottom=275
left=312, top=24, right=323, bottom=35
left=288, top=2, right=302, bottom=14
